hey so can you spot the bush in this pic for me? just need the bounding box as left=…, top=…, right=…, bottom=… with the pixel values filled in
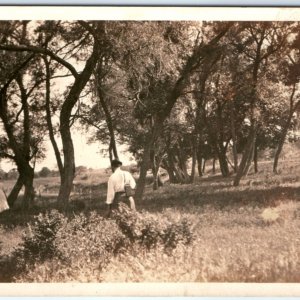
left=55, top=212, right=127, bottom=268
left=112, top=203, right=194, bottom=251
left=9, top=210, right=127, bottom=282
left=0, top=210, right=65, bottom=282
left=21, top=210, right=66, bottom=262
left=39, top=167, right=52, bottom=178
left=15, top=212, right=129, bottom=282
left=0, top=206, right=194, bottom=282
left=162, top=219, right=194, bottom=250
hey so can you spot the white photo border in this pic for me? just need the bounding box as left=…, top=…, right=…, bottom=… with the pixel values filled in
left=0, top=5, right=300, bottom=297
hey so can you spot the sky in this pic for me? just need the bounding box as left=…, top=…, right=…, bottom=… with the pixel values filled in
left=0, top=132, right=134, bottom=172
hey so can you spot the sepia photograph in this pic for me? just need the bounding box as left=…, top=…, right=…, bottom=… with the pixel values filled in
left=0, top=6, right=300, bottom=295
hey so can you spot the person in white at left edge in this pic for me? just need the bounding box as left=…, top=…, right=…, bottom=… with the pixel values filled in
left=106, top=159, right=136, bottom=217
left=0, top=176, right=9, bottom=213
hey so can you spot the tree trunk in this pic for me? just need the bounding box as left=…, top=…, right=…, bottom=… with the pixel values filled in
left=7, top=175, right=24, bottom=208
left=152, top=166, right=159, bottom=190
left=165, top=149, right=186, bottom=184
left=196, top=146, right=203, bottom=177
left=230, top=101, right=238, bottom=172
left=57, top=40, right=98, bottom=207
left=96, top=77, right=119, bottom=161
left=135, top=140, right=152, bottom=203
left=176, top=144, right=190, bottom=182
left=190, top=146, right=197, bottom=183
left=109, top=141, right=118, bottom=162
left=22, top=166, right=35, bottom=210
left=172, top=149, right=190, bottom=183
left=151, top=150, right=159, bottom=190
left=218, top=149, right=230, bottom=177
left=197, top=157, right=203, bottom=177
left=173, top=166, right=185, bottom=183
left=168, top=151, right=182, bottom=183
left=273, top=116, right=292, bottom=174
left=253, top=140, right=258, bottom=174
left=166, top=167, right=177, bottom=183
left=234, top=126, right=257, bottom=186
left=244, top=138, right=255, bottom=176
left=17, top=75, right=36, bottom=210
left=162, top=159, right=177, bottom=184
left=0, top=76, right=36, bottom=211
left=152, top=171, right=163, bottom=190
left=202, top=159, right=206, bottom=174
left=179, top=163, right=190, bottom=183
left=212, top=158, right=216, bottom=174
left=44, top=56, right=64, bottom=177
left=273, top=83, right=297, bottom=174
left=57, top=127, right=76, bottom=208
left=233, top=29, right=265, bottom=186
left=273, top=139, right=285, bottom=174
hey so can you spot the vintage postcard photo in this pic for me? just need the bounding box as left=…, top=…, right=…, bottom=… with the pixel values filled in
left=0, top=6, right=300, bottom=296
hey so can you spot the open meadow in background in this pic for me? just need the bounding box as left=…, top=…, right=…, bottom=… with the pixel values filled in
left=1, top=20, right=300, bottom=284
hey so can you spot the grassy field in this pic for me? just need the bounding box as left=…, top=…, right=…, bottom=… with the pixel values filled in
left=0, top=159, right=300, bottom=282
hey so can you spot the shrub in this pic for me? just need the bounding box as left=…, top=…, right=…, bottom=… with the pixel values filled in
left=55, top=212, right=127, bottom=268
left=161, top=219, right=194, bottom=251
left=21, top=210, right=66, bottom=262
left=112, top=203, right=194, bottom=251
left=0, top=210, right=65, bottom=282
left=11, top=210, right=128, bottom=282
left=39, top=167, right=52, bottom=178
left=1, top=205, right=194, bottom=282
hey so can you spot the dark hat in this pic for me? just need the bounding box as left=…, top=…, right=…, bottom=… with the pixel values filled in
left=111, top=159, right=122, bottom=168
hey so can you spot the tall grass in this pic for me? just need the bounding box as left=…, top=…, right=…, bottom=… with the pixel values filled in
left=1, top=159, right=300, bottom=282
left=102, top=202, right=300, bottom=282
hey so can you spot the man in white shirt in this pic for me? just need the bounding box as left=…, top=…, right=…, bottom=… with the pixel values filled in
left=106, top=159, right=136, bottom=217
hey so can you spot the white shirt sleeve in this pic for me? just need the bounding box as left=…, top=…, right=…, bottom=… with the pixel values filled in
left=106, top=176, right=115, bottom=204
left=128, top=172, right=136, bottom=189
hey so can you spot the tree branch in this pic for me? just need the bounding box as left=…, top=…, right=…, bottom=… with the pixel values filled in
left=0, top=53, right=35, bottom=93
left=26, top=77, right=45, bottom=98
left=0, top=152, right=15, bottom=160
left=10, top=105, right=24, bottom=126
left=75, top=114, right=103, bottom=131
left=78, top=21, right=97, bottom=37
left=0, top=44, right=78, bottom=78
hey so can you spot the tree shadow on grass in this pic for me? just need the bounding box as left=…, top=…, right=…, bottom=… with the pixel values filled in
left=0, top=192, right=109, bottom=227
left=141, top=183, right=300, bottom=213
left=2, top=176, right=300, bottom=225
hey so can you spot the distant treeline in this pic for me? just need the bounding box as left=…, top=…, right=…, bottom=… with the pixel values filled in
left=0, top=167, right=59, bottom=180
